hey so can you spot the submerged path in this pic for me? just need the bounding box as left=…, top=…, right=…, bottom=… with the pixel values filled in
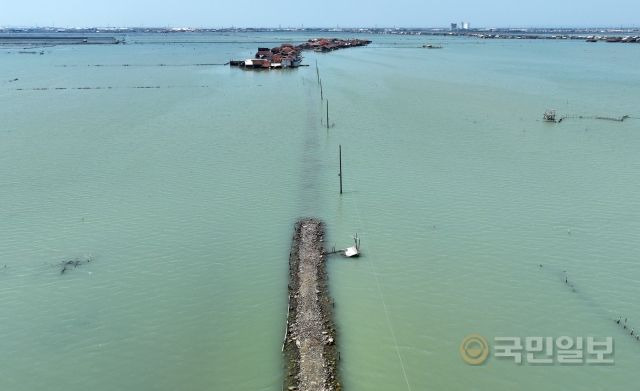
left=284, top=218, right=339, bottom=391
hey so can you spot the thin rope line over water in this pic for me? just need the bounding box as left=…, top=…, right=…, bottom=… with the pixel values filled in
left=316, top=65, right=410, bottom=389
left=347, top=193, right=413, bottom=391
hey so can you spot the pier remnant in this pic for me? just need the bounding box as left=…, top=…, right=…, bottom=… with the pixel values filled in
left=284, top=219, right=339, bottom=391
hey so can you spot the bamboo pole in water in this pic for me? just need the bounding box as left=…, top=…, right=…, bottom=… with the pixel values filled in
left=339, top=144, right=343, bottom=194
left=326, top=99, right=330, bottom=129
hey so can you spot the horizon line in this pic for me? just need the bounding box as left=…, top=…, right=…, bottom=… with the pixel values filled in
left=2, top=25, right=640, bottom=30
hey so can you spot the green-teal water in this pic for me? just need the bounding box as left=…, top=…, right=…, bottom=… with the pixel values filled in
left=1, top=33, right=640, bottom=390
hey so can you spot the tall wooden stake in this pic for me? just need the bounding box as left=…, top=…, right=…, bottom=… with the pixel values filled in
left=326, top=99, right=330, bottom=129
left=339, top=144, right=343, bottom=194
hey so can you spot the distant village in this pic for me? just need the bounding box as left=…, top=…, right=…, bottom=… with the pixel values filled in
left=3, top=26, right=640, bottom=36
left=2, top=26, right=639, bottom=45
left=229, top=38, right=371, bottom=69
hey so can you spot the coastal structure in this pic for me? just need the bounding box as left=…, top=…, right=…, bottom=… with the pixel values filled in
left=450, top=21, right=470, bottom=31
left=343, top=234, right=361, bottom=258
left=297, top=38, right=372, bottom=52
left=230, top=38, right=371, bottom=70
left=586, top=35, right=640, bottom=43
left=236, top=43, right=303, bottom=69
left=452, top=32, right=640, bottom=42
left=0, top=35, right=122, bottom=45
left=284, top=219, right=340, bottom=391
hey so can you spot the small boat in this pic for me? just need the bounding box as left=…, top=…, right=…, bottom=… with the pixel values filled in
left=422, top=44, right=443, bottom=49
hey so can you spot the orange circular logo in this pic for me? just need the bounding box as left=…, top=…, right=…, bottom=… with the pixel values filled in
left=460, top=334, right=489, bottom=365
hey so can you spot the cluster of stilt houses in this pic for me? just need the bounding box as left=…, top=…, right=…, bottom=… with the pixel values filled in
left=230, top=38, right=371, bottom=69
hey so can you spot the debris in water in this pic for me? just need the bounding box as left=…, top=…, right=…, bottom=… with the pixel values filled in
left=543, top=110, right=633, bottom=124
left=543, top=109, right=557, bottom=122
left=60, top=255, right=94, bottom=275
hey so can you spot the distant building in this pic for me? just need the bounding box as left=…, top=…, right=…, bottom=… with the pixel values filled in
left=450, top=23, right=458, bottom=31
left=462, top=21, right=470, bottom=30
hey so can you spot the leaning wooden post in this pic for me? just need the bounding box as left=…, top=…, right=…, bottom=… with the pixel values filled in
left=339, top=144, right=343, bottom=194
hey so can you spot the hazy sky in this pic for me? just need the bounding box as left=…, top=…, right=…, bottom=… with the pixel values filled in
left=2, top=0, right=639, bottom=28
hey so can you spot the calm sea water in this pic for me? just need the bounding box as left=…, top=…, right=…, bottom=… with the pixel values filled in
left=1, top=32, right=640, bottom=391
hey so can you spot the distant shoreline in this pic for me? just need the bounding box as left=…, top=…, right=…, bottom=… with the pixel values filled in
left=2, top=27, right=639, bottom=46
left=1, top=26, right=640, bottom=35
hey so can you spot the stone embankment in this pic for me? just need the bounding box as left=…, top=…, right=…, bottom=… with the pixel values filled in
left=284, top=219, right=339, bottom=391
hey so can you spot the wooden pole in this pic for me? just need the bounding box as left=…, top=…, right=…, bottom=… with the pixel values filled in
left=339, top=144, right=343, bottom=194
left=326, top=99, right=330, bottom=129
